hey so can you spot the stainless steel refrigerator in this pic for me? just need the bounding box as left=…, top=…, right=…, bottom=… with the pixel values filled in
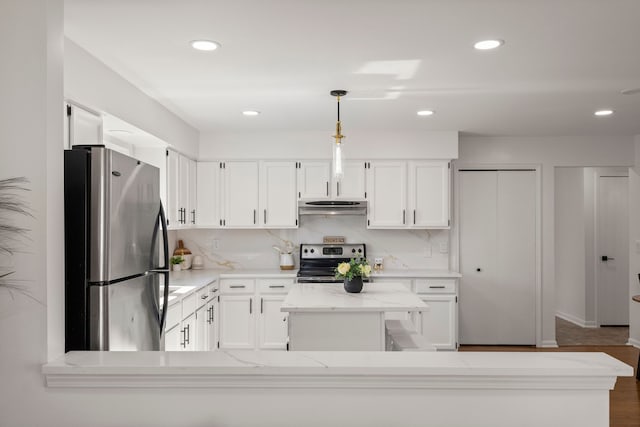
left=64, top=146, right=169, bottom=351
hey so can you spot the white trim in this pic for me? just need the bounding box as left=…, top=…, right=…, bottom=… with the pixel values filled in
left=556, top=312, right=597, bottom=328
left=452, top=163, right=543, bottom=347
left=627, top=337, right=640, bottom=348
left=540, top=340, right=560, bottom=348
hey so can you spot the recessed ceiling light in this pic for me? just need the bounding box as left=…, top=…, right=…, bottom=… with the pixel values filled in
left=242, top=110, right=260, bottom=116
left=474, top=39, right=504, bottom=50
left=107, top=129, right=133, bottom=134
left=190, top=40, right=221, bottom=51
left=594, top=109, right=614, bottom=116
left=417, top=110, right=435, bottom=116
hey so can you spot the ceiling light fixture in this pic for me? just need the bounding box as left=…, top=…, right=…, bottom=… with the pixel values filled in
left=474, top=39, right=504, bottom=50
left=594, top=109, right=614, bottom=116
left=190, top=40, right=221, bottom=51
left=417, top=110, right=435, bottom=116
left=242, top=110, right=260, bottom=116
left=330, top=90, right=347, bottom=181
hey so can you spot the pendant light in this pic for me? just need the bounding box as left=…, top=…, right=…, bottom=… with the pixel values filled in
left=330, top=90, right=347, bottom=181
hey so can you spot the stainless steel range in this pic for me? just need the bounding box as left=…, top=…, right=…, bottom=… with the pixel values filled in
left=296, top=243, right=367, bottom=283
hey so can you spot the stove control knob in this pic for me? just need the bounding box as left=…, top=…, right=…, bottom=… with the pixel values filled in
left=310, top=249, right=315, bottom=253
left=304, top=249, right=308, bottom=253
left=357, top=249, right=362, bottom=253
left=352, top=249, right=356, bottom=253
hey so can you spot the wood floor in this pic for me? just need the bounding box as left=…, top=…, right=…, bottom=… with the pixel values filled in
left=460, top=345, right=640, bottom=427
left=556, top=317, right=630, bottom=346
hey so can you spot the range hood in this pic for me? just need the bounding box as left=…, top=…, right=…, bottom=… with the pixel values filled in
left=298, top=200, right=367, bottom=215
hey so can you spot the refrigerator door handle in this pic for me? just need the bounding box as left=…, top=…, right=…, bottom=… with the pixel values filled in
left=157, top=202, right=170, bottom=334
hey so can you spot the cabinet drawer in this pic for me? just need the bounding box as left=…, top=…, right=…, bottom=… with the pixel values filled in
left=166, top=302, right=181, bottom=330
left=182, top=292, right=197, bottom=317
left=415, top=279, right=456, bottom=294
left=258, top=279, right=294, bottom=293
left=195, top=285, right=211, bottom=309
left=220, top=279, right=255, bottom=293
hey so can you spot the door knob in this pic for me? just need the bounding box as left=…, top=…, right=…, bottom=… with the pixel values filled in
left=601, top=255, right=615, bottom=262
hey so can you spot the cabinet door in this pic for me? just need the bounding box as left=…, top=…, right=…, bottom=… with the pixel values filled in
left=418, top=295, right=457, bottom=350
left=179, top=155, right=190, bottom=226
left=164, top=325, right=181, bottom=351
left=67, top=103, right=102, bottom=148
left=260, top=161, right=298, bottom=228
left=208, top=296, right=219, bottom=350
left=219, top=295, right=255, bottom=349
left=196, top=162, right=221, bottom=227
left=409, top=161, right=449, bottom=228
left=258, top=295, right=288, bottom=350
left=181, top=313, right=196, bottom=351
left=222, top=161, right=259, bottom=227
left=195, top=305, right=208, bottom=351
left=297, top=161, right=331, bottom=200
left=334, top=160, right=366, bottom=200
left=188, top=159, right=197, bottom=226
left=166, top=150, right=180, bottom=227
left=366, top=161, right=407, bottom=228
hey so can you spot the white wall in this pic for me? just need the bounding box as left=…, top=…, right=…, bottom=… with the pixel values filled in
left=199, top=130, right=458, bottom=160
left=458, top=136, right=635, bottom=346
left=555, top=167, right=586, bottom=325
left=628, top=136, right=640, bottom=347
left=64, top=38, right=199, bottom=158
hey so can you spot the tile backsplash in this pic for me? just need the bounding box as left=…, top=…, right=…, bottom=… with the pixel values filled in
left=171, top=215, right=450, bottom=271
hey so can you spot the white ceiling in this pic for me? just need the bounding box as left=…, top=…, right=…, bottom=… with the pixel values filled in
left=64, top=0, right=640, bottom=137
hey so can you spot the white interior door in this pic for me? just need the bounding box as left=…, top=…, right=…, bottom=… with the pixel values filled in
left=459, top=170, right=537, bottom=345
left=596, top=175, right=629, bottom=326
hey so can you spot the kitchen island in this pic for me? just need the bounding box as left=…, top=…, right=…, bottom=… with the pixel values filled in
left=281, top=282, right=427, bottom=350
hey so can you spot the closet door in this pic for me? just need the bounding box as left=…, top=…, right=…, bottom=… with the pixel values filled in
left=459, top=170, right=536, bottom=345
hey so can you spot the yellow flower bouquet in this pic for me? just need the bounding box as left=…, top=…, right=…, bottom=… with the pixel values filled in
left=334, top=258, right=371, bottom=280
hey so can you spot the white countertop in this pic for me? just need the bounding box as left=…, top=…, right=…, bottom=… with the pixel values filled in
left=42, top=350, right=633, bottom=389
left=371, top=269, right=461, bottom=278
left=281, top=282, right=428, bottom=313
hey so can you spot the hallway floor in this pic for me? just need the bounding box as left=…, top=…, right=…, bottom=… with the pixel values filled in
left=556, top=316, right=629, bottom=346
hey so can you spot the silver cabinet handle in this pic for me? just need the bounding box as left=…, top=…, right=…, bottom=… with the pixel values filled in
left=230, top=285, right=245, bottom=289
left=260, top=297, right=264, bottom=314
left=337, top=182, right=340, bottom=197
left=326, top=181, right=329, bottom=196
left=191, top=209, right=196, bottom=224
left=403, top=209, right=406, bottom=224
left=249, top=298, right=252, bottom=314
left=185, top=324, right=190, bottom=344
left=269, top=285, right=285, bottom=288
left=180, top=328, right=186, bottom=348
left=201, top=294, right=208, bottom=299
left=264, top=209, right=267, bottom=224
left=429, top=285, right=446, bottom=289
left=413, top=209, right=416, bottom=225
left=253, top=209, right=256, bottom=224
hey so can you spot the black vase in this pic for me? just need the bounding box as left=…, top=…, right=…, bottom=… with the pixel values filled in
left=344, top=276, right=363, bottom=293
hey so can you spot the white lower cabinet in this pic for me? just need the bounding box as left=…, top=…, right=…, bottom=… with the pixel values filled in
left=165, top=324, right=181, bottom=351
left=165, top=281, right=218, bottom=351
left=218, top=278, right=292, bottom=350
left=195, top=304, right=208, bottom=351
left=219, top=294, right=255, bottom=349
left=414, top=279, right=458, bottom=350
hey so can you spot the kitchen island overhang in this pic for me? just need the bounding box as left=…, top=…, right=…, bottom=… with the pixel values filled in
left=282, top=282, right=428, bottom=351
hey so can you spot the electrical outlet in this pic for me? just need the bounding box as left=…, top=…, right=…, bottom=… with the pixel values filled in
left=423, top=244, right=432, bottom=258
left=439, top=242, right=448, bottom=254
left=212, top=239, right=220, bottom=251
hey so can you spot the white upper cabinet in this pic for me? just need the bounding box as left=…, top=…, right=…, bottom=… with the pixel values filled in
left=408, top=160, right=450, bottom=228
left=222, top=161, right=260, bottom=228
left=297, top=160, right=366, bottom=200
left=366, top=161, right=407, bottom=228
left=297, top=161, right=331, bottom=199
left=366, top=160, right=450, bottom=229
left=334, top=160, right=366, bottom=200
left=260, top=161, right=298, bottom=228
left=66, top=103, right=102, bottom=148
left=166, top=149, right=197, bottom=228
left=196, top=162, right=221, bottom=227
left=166, top=149, right=180, bottom=228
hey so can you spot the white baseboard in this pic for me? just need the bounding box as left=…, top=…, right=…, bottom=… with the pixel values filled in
left=628, top=338, right=640, bottom=348
left=556, top=312, right=596, bottom=328
left=540, top=340, right=559, bottom=348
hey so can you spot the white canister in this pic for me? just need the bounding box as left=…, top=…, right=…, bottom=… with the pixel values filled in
left=280, top=253, right=294, bottom=270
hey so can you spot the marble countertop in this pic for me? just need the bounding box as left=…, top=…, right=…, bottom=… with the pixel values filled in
left=281, top=282, right=428, bottom=313
left=371, top=269, right=461, bottom=278
left=42, top=350, right=634, bottom=389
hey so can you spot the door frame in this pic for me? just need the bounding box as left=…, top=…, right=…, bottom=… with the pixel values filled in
left=451, top=163, right=543, bottom=347
left=593, top=169, right=629, bottom=327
